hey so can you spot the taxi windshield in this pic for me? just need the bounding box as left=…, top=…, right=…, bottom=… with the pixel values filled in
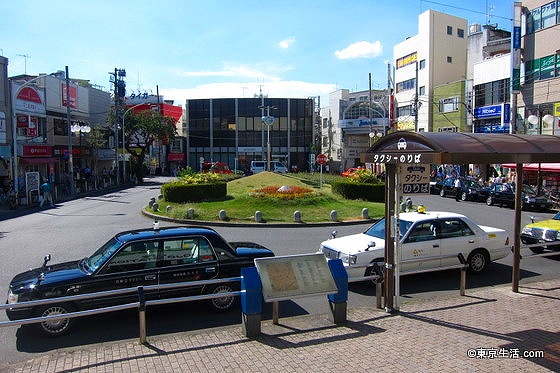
left=364, top=218, right=413, bottom=240
left=84, top=237, right=122, bottom=272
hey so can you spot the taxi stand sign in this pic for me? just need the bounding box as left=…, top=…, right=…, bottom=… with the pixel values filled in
left=398, top=164, right=430, bottom=194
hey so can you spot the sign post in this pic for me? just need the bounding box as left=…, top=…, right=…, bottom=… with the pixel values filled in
left=316, top=153, right=327, bottom=188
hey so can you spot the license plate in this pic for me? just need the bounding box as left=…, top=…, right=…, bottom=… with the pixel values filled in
left=323, top=248, right=339, bottom=259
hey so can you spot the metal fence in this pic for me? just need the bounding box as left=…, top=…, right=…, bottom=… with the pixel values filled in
left=0, top=276, right=242, bottom=344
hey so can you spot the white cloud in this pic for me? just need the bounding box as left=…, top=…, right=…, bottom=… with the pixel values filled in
left=335, top=41, right=383, bottom=60
left=161, top=80, right=336, bottom=105
left=278, top=37, right=295, bottom=49
left=171, top=63, right=291, bottom=81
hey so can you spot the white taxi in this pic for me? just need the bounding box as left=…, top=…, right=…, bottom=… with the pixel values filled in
left=319, top=208, right=510, bottom=279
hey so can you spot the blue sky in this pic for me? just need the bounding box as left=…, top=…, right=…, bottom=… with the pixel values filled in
left=1, top=0, right=514, bottom=107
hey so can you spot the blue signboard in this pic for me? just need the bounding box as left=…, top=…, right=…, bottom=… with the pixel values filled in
left=474, top=104, right=502, bottom=119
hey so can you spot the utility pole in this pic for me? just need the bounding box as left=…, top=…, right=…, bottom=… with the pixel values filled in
left=65, top=66, right=75, bottom=196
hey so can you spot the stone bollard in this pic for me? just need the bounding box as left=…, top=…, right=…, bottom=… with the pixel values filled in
left=219, top=209, right=227, bottom=221
left=330, top=210, right=338, bottom=221
left=362, top=207, right=369, bottom=219
left=149, top=198, right=155, bottom=207
left=152, top=202, right=159, bottom=212
left=293, top=210, right=302, bottom=223
left=187, top=208, right=195, bottom=219
left=166, top=205, right=172, bottom=213
left=255, top=211, right=263, bottom=223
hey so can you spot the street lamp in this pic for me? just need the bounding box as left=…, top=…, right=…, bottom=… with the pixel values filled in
left=122, top=103, right=147, bottom=182
left=71, top=123, right=91, bottom=167
left=11, top=70, right=64, bottom=193
left=259, top=105, right=277, bottom=171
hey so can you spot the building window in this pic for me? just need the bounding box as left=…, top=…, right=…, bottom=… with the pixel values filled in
left=419, top=86, right=425, bottom=96
left=396, top=78, right=416, bottom=93
left=447, top=56, right=453, bottom=63
left=419, top=59, right=426, bottom=69
left=447, top=25, right=453, bottom=35
left=438, top=97, right=459, bottom=113
left=397, top=105, right=413, bottom=117
left=541, top=2, right=556, bottom=28
left=457, top=28, right=465, bottom=38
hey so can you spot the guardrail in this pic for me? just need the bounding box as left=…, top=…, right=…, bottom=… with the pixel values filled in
left=518, top=242, right=560, bottom=259
left=0, top=276, right=241, bottom=344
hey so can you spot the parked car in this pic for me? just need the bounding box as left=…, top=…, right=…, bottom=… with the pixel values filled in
left=318, top=209, right=510, bottom=279
left=484, top=183, right=553, bottom=211
left=250, top=160, right=288, bottom=174
left=201, top=161, right=233, bottom=174
left=429, top=179, right=444, bottom=195
left=6, top=226, right=274, bottom=336
left=521, top=212, right=560, bottom=253
left=342, top=167, right=365, bottom=177
left=439, top=177, right=484, bottom=201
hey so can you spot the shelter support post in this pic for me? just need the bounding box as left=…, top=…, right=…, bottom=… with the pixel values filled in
left=384, top=163, right=396, bottom=312
left=512, top=163, right=523, bottom=292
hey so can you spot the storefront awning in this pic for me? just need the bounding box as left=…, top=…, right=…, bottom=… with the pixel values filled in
left=501, top=163, right=560, bottom=172
left=19, top=157, right=57, bottom=165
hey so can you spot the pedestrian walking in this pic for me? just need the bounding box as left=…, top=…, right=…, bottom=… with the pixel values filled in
left=454, top=177, right=462, bottom=201
left=40, top=179, right=54, bottom=207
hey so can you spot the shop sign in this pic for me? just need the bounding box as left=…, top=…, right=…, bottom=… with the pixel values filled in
left=22, top=145, right=53, bottom=157
left=13, top=83, right=46, bottom=114
left=474, top=104, right=502, bottom=119
left=61, top=83, right=78, bottom=109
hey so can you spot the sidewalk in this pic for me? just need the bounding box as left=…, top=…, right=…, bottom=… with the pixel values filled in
left=2, top=278, right=559, bottom=372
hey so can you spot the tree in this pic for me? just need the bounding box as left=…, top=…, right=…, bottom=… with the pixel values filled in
left=85, top=125, right=113, bottom=188
left=124, top=110, right=177, bottom=182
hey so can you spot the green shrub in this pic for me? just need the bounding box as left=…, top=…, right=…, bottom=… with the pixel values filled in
left=162, top=181, right=227, bottom=202
left=331, top=180, right=385, bottom=202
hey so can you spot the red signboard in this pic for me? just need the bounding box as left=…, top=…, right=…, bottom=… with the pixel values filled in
left=316, top=154, right=328, bottom=165
left=61, top=83, right=78, bottom=109
left=22, top=145, right=53, bottom=157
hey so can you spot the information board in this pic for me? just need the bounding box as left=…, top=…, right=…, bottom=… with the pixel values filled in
left=254, top=253, right=338, bottom=302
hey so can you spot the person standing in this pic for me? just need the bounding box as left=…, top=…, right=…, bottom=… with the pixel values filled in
left=454, top=177, right=462, bottom=201
left=40, top=179, right=54, bottom=207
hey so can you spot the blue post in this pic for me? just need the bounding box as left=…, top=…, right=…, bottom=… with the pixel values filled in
left=241, top=266, right=263, bottom=337
left=327, top=259, right=348, bottom=324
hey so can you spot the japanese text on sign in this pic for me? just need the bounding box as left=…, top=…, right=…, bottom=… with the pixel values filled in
left=372, top=153, right=423, bottom=164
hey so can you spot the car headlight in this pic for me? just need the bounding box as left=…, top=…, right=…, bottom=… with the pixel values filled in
left=7, top=289, right=18, bottom=304
left=339, top=253, right=358, bottom=265
left=521, top=227, right=533, bottom=235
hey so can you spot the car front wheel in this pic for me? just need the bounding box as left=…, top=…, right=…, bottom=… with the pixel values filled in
left=207, top=284, right=237, bottom=312
left=467, top=249, right=489, bottom=274
left=461, top=192, right=468, bottom=201
left=35, top=303, right=74, bottom=337
left=486, top=196, right=494, bottom=206
left=440, top=189, right=445, bottom=197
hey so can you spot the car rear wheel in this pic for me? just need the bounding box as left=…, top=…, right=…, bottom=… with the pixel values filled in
left=486, top=196, right=494, bottom=206
left=207, top=284, right=237, bottom=312
left=439, top=189, right=445, bottom=197
left=467, top=249, right=489, bottom=274
left=461, top=192, right=468, bottom=201
left=35, top=303, right=74, bottom=337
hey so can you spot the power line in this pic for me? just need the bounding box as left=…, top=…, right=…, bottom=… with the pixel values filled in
left=421, top=0, right=513, bottom=22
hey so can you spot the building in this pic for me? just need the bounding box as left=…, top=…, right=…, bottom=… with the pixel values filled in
left=9, top=72, right=112, bottom=202
left=0, top=56, right=10, bottom=192
left=185, top=97, right=314, bottom=173
left=393, top=10, right=468, bottom=132
left=517, top=0, right=560, bottom=135
left=320, top=89, right=390, bottom=172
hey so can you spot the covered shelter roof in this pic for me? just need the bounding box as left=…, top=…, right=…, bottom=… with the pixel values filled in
left=364, top=131, right=560, bottom=164
left=362, top=131, right=560, bottom=310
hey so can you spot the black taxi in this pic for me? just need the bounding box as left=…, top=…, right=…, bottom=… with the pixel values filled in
left=6, top=225, right=274, bottom=336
